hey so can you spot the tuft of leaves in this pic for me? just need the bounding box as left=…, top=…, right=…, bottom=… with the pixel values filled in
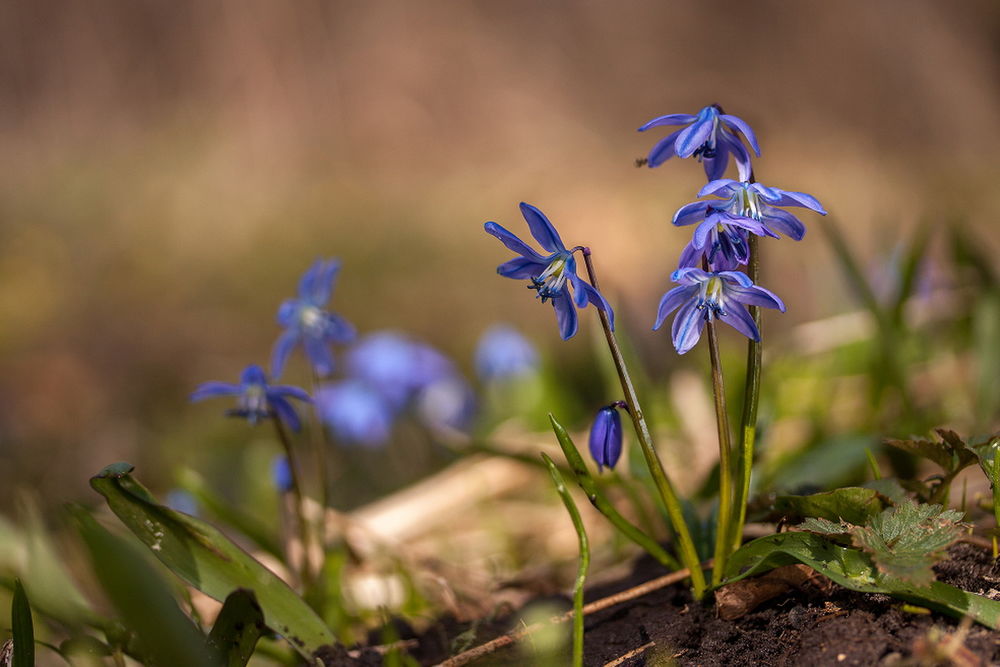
left=801, top=499, right=967, bottom=587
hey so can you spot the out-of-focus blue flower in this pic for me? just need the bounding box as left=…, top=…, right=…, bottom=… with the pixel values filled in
left=314, top=379, right=395, bottom=447
left=589, top=405, right=623, bottom=472
left=475, top=325, right=539, bottom=381
left=346, top=332, right=454, bottom=409
left=165, top=489, right=199, bottom=516
left=653, top=268, right=785, bottom=354
left=271, top=455, right=294, bottom=494
left=673, top=180, right=827, bottom=269
left=485, top=203, right=614, bottom=340
left=191, top=364, right=312, bottom=430
left=416, top=376, right=476, bottom=433
left=272, top=259, right=356, bottom=379
left=639, top=105, right=760, bottom=181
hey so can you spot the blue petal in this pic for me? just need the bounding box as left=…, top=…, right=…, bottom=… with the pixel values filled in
left=271, top=384, right=312, bottom=403
left=497, top=256, right=546, bottom=279
left=761, top=206, right=806, bottom=240
left=304, top=336, right=336, bottom=377
left=588, top=407, right=622, bottom=471
left=519, top=203, right=566, bottom=253
left=297, top=259, right=324, bottom=301
left=692, top=217, right=717, bottom=250
left=677, top=240, right=702, bottom=269
left=654, top=285, right=693, bottom=330
left=647, top=129, right=682, bottom=167
left=721, top=114, right=761, bottom=156
left=672, top=201, right=709, bottom=227
left=754, top=186, right=826, bottom=214
left=190, top=382, right=241, bottom=402
left=674, top=117, right=714, bottom=158
left=570, top=272, right=589, bottom=308
left=323, top=312, right=357, bottom=343
left=240, top=364, right=268, bottom=385
left=716, top=270, right=754, bottom=287
left=269, top=395, right=302, bottom=431
left=671, top=267, right=711, bottom=285
left=726, top=283, right=786, bottom=311
left=551, top=292, right=578, bottom=340
left=271, top=329, right=299, bottom=379
left=484, top=221, right=546, bottom=261
left=718, top=130, right=753, bottom=181
left=702, top=139, right=730, bottom=181
left=580, top=280, right=615, bottom=330
left=719, top=302, right=760, bottom=341
left=637, top=113, right=696, bottom=131
left=276, top=299, right=300, bottom=327
left=671, top=298, right=706, bottom=354
left=307, top=259, right=341, bottom=306
left=698, top=179, right=739, bottom=198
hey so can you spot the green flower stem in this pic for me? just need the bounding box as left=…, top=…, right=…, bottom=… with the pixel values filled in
left=731, top=233, right=762, bottom=555
left=272, top=417, right=315, bottom=590
left=706, top=320, right=734, bottom=586
left=541, top=453, right=589, bottom=667
left=581, top=249, right=706, bottom=599
left=310, top=371, right=332, bottom=535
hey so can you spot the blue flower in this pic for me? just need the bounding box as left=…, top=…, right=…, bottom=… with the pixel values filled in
left=272, top=259, right=356, bottom=379
left=190, top=364, right=312, bottom=430
left=639, top=105, right=760, bottom=181
left=345, top=331, right=455, bottom=409
left=415, top=376, right=477, bottom=433
left=165, top=489, right=199, bottom=516
left=485, top=203, right=614, bottom=340
left=589, top=405, right=623, bottom=472
left=474, top=325, right=539, bottom=381
left=271, top=455, right=294, bottom=494
left=673, top=179, right=826, bottom=269
left=653, top=268, right=785, bottom=354
left=314, top=379, right=395, bottom=447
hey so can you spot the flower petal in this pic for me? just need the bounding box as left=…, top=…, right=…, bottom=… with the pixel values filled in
left=551, top=292, right=579, bottom=340
left=580, top=280, right=615, bottom=330
left=672, top=201, right=709, bottom=227
left=671, top=297, right=706, bottom=354
left=520, top=203, right=566, bottom=253
left=754, top=185, right=826, bottom=214
left=677, top=240, right=702, bottom=269
left=270, top=329, right=299, bottom=379
left=647, top=129, right=681, bottom=167
left=296, top=259, right=324, bottom=300
left=304, top=336, right=336, bottom=377
left=726, top=283, right=786, bottom=311
left=721, top=114, right=761, bottom=156
left=692, top=217, right=717, bottom=250
left=497, top=256, right=546, bottom=279
left=719, top=302, right=761, bottom=341
left=269, top=395, right=302, bottom=431
left=671, top=266, right=711, bottom=285
left=761, top=206, right=806, bottom=240
left=323, top=312, right=357, bottom=343
left=702, top=139, right=730, bottom=181
left=654, top=285, right=693, bottom=330
left=271, top=385, right=312, bottom=403
left=698, top=179, right=739, bottom=198
left=637, top=113, right=696, bottom=131
left=484, top=222, right=546, bottom=261
left=308, top=260, right=340, bottom=305
left=674, top=117, right=714, bottom=158
left=190, top=382, right=241, bottom=402
left=716, top=270, right=754, bottom=287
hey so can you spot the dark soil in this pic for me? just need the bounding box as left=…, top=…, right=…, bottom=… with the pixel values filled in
left=328, top=542, right=1000, bottom=666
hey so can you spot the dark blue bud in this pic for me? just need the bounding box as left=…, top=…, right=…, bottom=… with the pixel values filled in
left=588, top=405, right=623, bottom=472
left=272, top=456, right=294, bottom=493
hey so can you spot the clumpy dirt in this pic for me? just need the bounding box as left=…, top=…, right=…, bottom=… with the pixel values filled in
left=327, top=542, right=1000, bottom=666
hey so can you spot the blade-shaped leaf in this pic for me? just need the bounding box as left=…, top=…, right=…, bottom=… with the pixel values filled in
left=774, top=487, right=886, bottom=526
left=11, top=579, right=34, bottom=667
left=209, top=589, right=265, bottom=667
left=90, top=463, right=335, bottom=660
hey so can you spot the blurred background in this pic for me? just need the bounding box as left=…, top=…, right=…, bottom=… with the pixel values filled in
left=0, top=0, right=998, bottom=549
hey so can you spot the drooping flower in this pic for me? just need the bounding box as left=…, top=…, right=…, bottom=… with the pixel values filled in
left=345, top=331, right=455, bottom=409
left=314, top=379, right=395, bottom=447
left=673, top=180, right=826, bottom=270
left=272, top=259, right=356, bottom=379
left=639, top=105, right=760, bottom=181
left=474, top=324, right=539, bottom=381
left=190, top=364, right=312, bottom=430
left=653, top=268, right=785, bottom=354
left=589, top=404, right=623, bottom=472
left=485, top=203, right=614, bottom=340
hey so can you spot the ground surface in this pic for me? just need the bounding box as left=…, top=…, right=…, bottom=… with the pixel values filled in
left=326, top=542, right=1000, bottom=666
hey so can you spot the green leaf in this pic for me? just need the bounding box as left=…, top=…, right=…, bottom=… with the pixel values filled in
left=774, top=487, right=887, bottom=526
left=726, top=531, right=1000, bottom=628
left=799, top=517, right=851, bottom=536
left=208, top=589, right=265, bottom=667
left=11, top=579, right=34, bottom=667
left=884, top=431, right=977, bottom=474
left=73, top=509, right=214, bottom=667
left=90, top=462, right=335, bottom=660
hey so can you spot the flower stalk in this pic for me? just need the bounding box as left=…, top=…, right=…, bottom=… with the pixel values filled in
left=706, top=319, right=734, bottom=585
left=272, top=416, right=315, bottom=590
left=581, top=248, right=707, bottom=599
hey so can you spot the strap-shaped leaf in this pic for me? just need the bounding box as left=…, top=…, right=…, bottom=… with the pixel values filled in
left=90, top=463, right=334, bottom=660
left=209, top=589, right=265, bottom=667
left=11, top=579, right=34, bottom=667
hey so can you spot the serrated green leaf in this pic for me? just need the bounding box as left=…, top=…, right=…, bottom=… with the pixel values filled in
left=884, top=435, right=976, bottom=474
left=774, top=487, right=886, bottom=525
left=726, top=531, right=1000, bottom=628
left=90, top=462, right=335, bottom=660
left=208, top=589, right=265, bottom=667
left=799, top=517, right=851, bottom=535
left=11, top=579, right=34, bottom=667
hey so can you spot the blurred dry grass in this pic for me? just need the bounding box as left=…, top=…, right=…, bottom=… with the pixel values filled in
left=0, top=0, right=999, bottom=509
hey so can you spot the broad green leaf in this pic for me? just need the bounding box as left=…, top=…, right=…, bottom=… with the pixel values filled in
left=884, top=431, right=977, bottom=474
left=726, top=531, right=1000, bottom=628
left=90, top=463, right=335, bottom=660
left=799, top=517, right=851, bottom=536
left=11, top=579, right=34, bottom=667
left=74, top=509, right=214, bottom=667
left=208, top=589, right=265, bottom=667
left=774, top=487, right=886, bottom=526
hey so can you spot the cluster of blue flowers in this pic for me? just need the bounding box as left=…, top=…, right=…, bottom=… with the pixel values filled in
left=485, top=104, right=826, bottom=471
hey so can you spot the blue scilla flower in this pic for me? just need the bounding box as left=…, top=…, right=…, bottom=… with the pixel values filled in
left=474, top=324, right=539, bottom=381
left=272, top=259, right=356, bottom=379
left=190, top=364, right=311, bottom=430
left=485, top=203, right=614, bottom=340
left=589, top=404, right=623, bottom=472
left=314, top=379, right=395, bottom=447
left=416, top=376, right=477, bottom=433
left=674, top=180, right=826, bottom=264
left=346, top=331, right=455, bottom=409
left=271, top=455, right=294, bottom=494
left=639, top=105, right=760, bottom=181
left=165, top=489, right=199, bottom=516
left=654, top=268, right=785, bottom=354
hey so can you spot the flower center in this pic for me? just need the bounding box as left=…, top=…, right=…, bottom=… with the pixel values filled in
left=298, top=305, right=325, bottom=332
left=735, top=186, right=763, bottom=220
left=696, top=277, right=727, bottom=319
left=692, top=108, right=721, bottom=160
left=529, top=254, right=570, bottom=302
left=242, top=383, right=268, bottom=414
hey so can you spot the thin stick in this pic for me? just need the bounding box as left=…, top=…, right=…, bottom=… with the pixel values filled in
left=435, top=563, right=708, bottom=667
left=603, top=642, right=655, bottom=667
left=581, top=248, right=706, bottom=599
left=707, top=319, right=734, bottom=586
